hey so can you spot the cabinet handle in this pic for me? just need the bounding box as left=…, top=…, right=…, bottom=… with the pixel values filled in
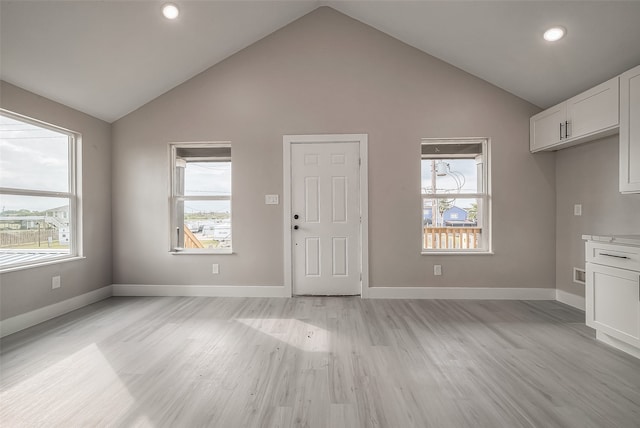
left=565, top=121, right=570, bottom=138
left=599, top=253, right=630, bottom=259
left=560, top=122, right=564, bottom=140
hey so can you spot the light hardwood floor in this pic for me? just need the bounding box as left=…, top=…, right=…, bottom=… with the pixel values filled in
left=1, top=297, right=639, bottom=427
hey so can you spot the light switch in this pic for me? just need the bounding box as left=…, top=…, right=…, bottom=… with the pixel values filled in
left=265, top=194, right=279, bottom=205
left=574, top=204, right=582, bottom=216
left=212, top=264, right=219, bottom=274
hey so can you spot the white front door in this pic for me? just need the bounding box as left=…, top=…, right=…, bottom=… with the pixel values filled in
left=289, top=139, right=362, bottom=295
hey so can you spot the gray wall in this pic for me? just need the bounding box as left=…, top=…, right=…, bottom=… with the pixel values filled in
left=2, top=7, right=633, bottom=320
left=0, top=81, right=112, bottom=320
left=555, top=135, right=640, bottom=298
left=112, top=7, right=554, bottom=289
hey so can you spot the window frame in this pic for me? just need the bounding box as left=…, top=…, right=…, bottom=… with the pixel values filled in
left=168, top=141, right=232, bottom=254
left=0, top=109, right=82, bottom=272
left=420, top=137, right=492, bottom=255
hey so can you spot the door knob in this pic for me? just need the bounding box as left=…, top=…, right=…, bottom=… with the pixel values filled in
left=294, top=225, right=299, bottom=230
left=294, top=214, right=299, bottom=219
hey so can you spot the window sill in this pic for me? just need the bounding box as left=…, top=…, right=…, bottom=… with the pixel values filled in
left=421, top=251, right=494, bottom=256
left=0, top=255, right=86, bottom=274
left=170, top=249, right=233, bottom=255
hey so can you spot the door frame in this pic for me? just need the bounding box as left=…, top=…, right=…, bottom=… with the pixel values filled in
left=283, top=134, right=369, bottom=298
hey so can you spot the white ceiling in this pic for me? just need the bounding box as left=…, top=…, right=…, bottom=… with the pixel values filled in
left=2, top=1, right=640, bottom=123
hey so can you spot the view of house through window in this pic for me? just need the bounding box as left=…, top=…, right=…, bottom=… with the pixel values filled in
left=170, top=143, right=231, bottom=252
left=0, top=110, right=79, bottom=269
left=421, top=138, right=490, bottom=252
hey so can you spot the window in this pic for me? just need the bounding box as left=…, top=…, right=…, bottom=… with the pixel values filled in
left=0, top=109, right=80, bottom=270
left=421, top=138, right=490, bottom=253
left=170, top=143, right=232, bottom=253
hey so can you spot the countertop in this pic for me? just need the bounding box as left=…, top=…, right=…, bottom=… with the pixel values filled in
left=582, top=234, right=640, bottom=246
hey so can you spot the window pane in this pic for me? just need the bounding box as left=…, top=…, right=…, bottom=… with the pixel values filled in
left=0, top=115, right=70, bottom=192
left=177, top=200, right=231, bottom=249
left=184, top=161, right=231, bottom=196
left=423, top=197, right=482, bottom=250
left=171, top=143, right=233, bottom=252
left=421, top=158, right=479, bottom=194
left=0, top=194, right=71, bottom=267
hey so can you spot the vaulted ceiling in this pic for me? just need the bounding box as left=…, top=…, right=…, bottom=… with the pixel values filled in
left=2, top=1, right=640, bottom=123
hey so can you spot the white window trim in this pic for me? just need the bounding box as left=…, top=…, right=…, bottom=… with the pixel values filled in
left=0, top=256, right=86, bottom=274
left=168, top=141, right=233, bottom=254
left=420, top=137, right=492, bottom=255
left=0, top=109, right=82, bottom=272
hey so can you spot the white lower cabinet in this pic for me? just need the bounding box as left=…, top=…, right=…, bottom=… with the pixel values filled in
left=584, top=237, right=640, bottom=359
left=586, top=263, right=640, bottom=346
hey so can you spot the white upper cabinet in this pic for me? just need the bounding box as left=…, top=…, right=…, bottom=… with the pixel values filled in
left=530, top=103, right=565, bottom=152
left=566, top=77, right=619, bottom=140
left=530, top=77, right=619, bottom=152
left=620, top=64, right=640, bottom=193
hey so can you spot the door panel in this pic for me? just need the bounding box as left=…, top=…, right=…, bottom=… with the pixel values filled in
left=304, top=177, right=320, bottom=222
left=305, top=237, right=320, bottom=276
left=291, top=141, right=360, bottom=295
left=332, top=237, right=348, bottom=276
left=332, top=176, right=348, bottom=222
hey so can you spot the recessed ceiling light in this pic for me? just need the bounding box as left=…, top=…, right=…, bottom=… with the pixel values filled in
left=162, top=3, right=179, bottom=20
left=543, top=26, right=566, bottom=42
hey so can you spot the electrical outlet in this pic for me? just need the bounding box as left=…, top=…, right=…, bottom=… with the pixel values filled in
left=212, top=264, right=219, bottom=274
left=434, top=265, right=442, bottom=276
left=52, top=275, right=61, bottom=289
left=574, top=204, right=582, bottom=216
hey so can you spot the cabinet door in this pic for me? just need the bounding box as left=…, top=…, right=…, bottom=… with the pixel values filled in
left=530, top=102, right=565, bottom=152
left=620, top=64, right=640, bottom=193
left=586, top=262, right=640, bottom=347
left=566, top=77, right=619, bottom=140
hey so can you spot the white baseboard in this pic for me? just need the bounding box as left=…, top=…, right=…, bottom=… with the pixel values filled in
left=366, top=286, right=556, bottom=300
left=0, top=285, right=113, bottom=338
left=0, top=284, right=574, bottom=338
left=596, top=331, right=640, bottom=360
left=555, top=289, right=586, bottom=311
left=112, top=284, right=290, bottom=298
left=114, top=285, right=555, bottom=300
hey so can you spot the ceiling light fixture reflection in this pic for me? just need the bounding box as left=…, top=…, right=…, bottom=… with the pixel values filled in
left=162, top=3, right=180, bottom=20
left=543, top=26, right=566, bottom=42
